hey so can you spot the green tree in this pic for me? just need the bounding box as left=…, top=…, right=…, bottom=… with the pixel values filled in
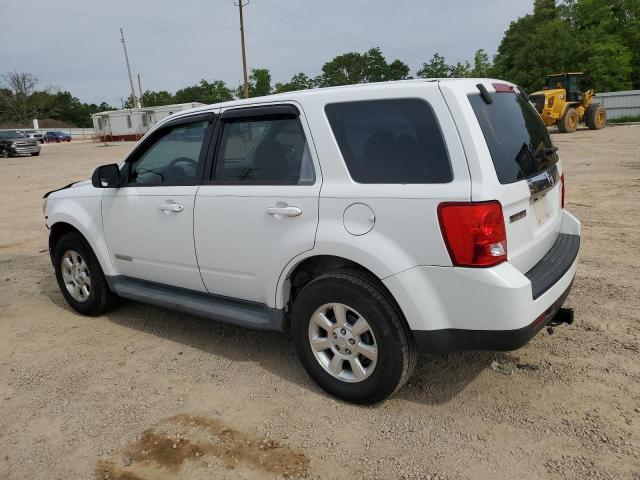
left=416, top=53, right=450, bottom=78
left=318, top=48, right=410, bottom=87
left=0, top=71, right=40, bottom=126
left=0, top=71, right=113, bottom=127
left=492, top=0, right=582, bottom=91
left=471, top=49, right=492, bottom=77
left=174, top=79, right=234, bottom=104
left=563, top=0, right=639, bottom=89
left=250, top=68, right=272, bottom=97
left=449, top=61, right=471, bottom=78
left=493, top=0, right=638, bottom=92
left=141, top=90, right=174, bottom=107
left=273, top=73, right=316, bottom=93
left=236, top=68, right=273, bottom=98
left=580, top=39, right=632, bottom=91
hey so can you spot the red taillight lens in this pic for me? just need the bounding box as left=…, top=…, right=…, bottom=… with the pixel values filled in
left=560, top=174, right=565, bottom=209
left=492, top=82, right=514, bottom=93
left=438, top=201, right=507, bottom=267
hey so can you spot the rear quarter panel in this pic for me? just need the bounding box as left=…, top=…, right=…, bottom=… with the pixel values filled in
left=275, top=82, right=471, bottom=309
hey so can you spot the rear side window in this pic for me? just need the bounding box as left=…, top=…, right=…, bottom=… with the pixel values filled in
left=214, top=116, right=314, bottom=185
left=469, top=92, right=558, bottom=184
left=325, top=99, right=452, bottom=184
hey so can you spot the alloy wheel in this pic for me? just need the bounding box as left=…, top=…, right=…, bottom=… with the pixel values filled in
left=61, top=250, right=91, bottom=302
left=308, top=303, right=378, bottom=383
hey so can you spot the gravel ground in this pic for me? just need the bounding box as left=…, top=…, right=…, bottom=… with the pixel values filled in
left=1, top=127, right=639, bottom=480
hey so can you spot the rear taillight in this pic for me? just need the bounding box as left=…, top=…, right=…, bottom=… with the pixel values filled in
left=561, top=174, right=565, bottom=209
left=438, top=201, right=507, bottom=267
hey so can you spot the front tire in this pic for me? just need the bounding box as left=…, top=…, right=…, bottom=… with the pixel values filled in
left=31, top=151, right=40, bottom=156
left=291, top=270, right=415, bottom=404
left=53, top=232, right=118, bottom=315
left=558, top=107, right=579, bottom=133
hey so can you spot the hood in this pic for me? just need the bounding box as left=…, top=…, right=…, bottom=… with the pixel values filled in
left=0, top=134, right=36, bottom=144
left=43, top=179, right=92, bottom=199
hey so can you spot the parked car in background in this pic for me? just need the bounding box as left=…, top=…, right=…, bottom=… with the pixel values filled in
left=43, top=79, right=581, bottom=403
left=19, top=129, right=45, bottom=143
left=44, top=131, right=72, bottom=143
left=0, top=130, right=41, bottom=157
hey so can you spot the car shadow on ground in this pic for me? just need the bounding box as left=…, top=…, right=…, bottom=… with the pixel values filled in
left=41, top=278, right=498, bottom=407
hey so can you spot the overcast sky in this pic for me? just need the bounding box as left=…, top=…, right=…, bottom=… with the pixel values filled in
left=0, top=0, right=533, bottom=106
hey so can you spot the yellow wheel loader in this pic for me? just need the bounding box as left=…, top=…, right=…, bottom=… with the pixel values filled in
left=530, top=72, right=606, bottom=133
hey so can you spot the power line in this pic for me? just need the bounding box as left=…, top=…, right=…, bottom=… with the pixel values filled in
left=0, top=4, right=333, bottom=58
left=0, top=5, right=237, bottom=31
left=251, top=3, right=368, bottom=51
left=256, top=0, right=420, bottom=62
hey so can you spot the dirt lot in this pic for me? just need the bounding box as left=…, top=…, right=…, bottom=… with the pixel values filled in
left=1, top=127, right=639, bottom=480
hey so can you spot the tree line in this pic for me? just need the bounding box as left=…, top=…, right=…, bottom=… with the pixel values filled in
left=1, top=0, right=637, bottom=128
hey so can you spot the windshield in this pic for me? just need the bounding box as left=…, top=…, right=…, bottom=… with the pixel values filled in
left=0, top=131, right=24, bottom=139
left=545, top=76, right=564, bottom=90
left=469, top=91, right=558, bottom=184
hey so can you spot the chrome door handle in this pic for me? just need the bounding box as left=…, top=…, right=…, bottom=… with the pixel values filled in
left=159, top=203, right=184, bottom=213
left=266, top=206, right=302, bottom=217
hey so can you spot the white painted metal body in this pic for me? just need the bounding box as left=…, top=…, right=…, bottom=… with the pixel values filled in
left=45, top=78, right=580, bottom=335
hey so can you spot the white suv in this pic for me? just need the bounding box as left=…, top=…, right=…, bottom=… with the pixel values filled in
left=44, top=79, right=580, bottom=403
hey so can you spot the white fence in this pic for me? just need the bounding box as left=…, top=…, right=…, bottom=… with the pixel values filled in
left=38, top=128, right=96, bottom=140
left=595, top=90, right=640, bottom=120
left=0, top=128, right=97, bottom=141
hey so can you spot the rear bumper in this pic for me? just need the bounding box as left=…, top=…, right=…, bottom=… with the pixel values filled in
left=412, top=280, right=573, bottom=353
left=383, top=210, right=581, bottom=353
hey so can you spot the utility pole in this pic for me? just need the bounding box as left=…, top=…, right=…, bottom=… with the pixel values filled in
left=120, top=27, right=141, bottom=109
left=137, top=74, right=144, bottom=108
left=235, top=0, right=250, bottom=98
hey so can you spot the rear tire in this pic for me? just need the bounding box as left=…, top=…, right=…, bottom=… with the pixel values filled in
left=558, top=107, right=579, bottom=133
left=53, top=232, right=119, bottom=316
left=291, top=269, right=415, bottom=404
left=585, top=103, right=606, bottom=130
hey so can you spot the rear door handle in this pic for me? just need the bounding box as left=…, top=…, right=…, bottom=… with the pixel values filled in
left=159, top=203, right=184, bottom=213
left=266, top=206, right=302, bottom=217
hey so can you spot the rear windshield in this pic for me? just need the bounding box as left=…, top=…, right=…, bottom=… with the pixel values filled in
left=325, top=99, right=452, bottom=184
left=469, top=92, right=558, bottom=184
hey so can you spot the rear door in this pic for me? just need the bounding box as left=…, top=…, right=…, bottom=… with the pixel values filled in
left=442, top=80, right=563, bottom=273
left=194, top=103, right=321, bottom=306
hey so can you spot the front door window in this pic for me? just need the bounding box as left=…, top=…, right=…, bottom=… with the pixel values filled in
left=127, top=121, right=208, bottom=186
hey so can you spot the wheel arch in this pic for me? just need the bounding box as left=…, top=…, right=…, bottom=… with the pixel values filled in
left=276, top=253, right=413, bottom=331
left=47, top=203, right=116, bottom=277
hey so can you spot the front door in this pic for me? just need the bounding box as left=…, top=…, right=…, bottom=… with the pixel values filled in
left=194, top=104, right=321, bottom=305
left=102, top=114, right=214, bottom=292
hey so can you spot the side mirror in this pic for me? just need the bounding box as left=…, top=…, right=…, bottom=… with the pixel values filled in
left=91, top=163, right=121, bottom=188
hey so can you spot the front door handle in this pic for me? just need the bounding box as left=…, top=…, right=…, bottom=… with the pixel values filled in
left=159, top=203, right=184, bottom=213
left=266, top=206, right=302, bottom=217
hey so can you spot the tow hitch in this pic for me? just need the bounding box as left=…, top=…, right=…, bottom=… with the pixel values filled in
left=546, top=307, right=574, bottom=334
